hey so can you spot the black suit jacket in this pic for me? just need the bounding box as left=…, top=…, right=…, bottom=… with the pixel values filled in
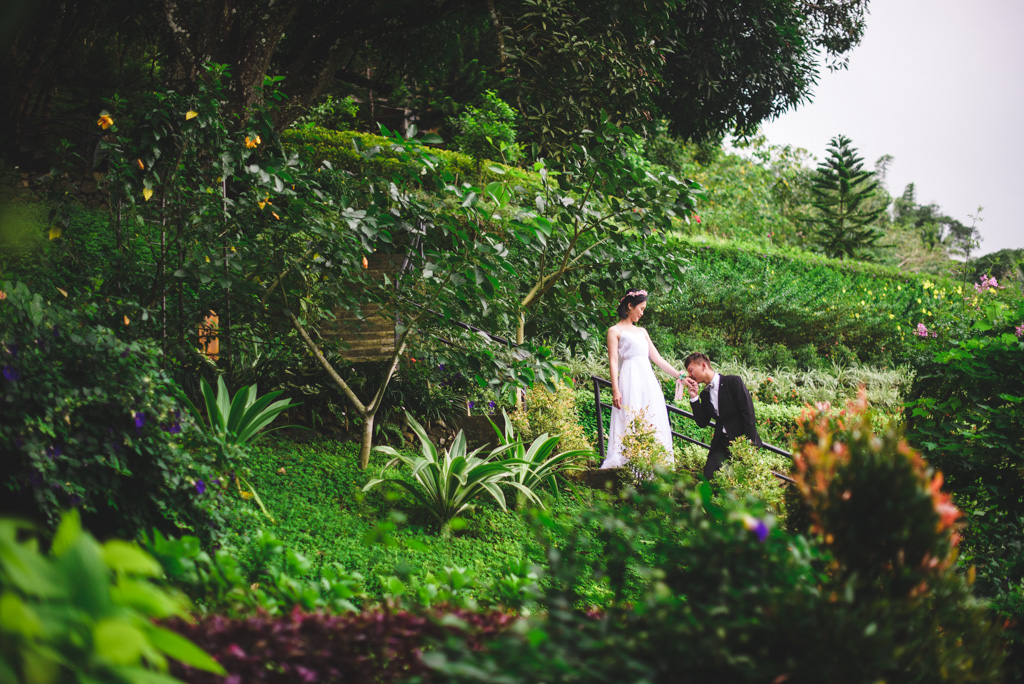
left=690, top=374, right=762, bottom=476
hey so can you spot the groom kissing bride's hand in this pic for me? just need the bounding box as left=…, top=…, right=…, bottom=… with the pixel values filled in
left=678, top=353, right=762, bottom=480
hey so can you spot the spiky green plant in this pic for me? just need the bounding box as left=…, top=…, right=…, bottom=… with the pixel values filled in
left=364, top=413, right=535, bottom=538
left=176, top=377, right=300, bottom=519
left=491, top=410, right=591, bottom=507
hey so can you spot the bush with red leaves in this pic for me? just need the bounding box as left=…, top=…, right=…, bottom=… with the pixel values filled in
left=165, top=606, right=515, bottom=683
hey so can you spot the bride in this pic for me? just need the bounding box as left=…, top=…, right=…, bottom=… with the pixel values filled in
left=600, top=288, right=682, bottom=469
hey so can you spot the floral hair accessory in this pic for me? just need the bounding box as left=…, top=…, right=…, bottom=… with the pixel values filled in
left=619, top=289, right=648, bottom=302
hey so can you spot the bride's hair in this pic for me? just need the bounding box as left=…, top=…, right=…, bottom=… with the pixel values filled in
left=617, top=288, right=648, bottom=319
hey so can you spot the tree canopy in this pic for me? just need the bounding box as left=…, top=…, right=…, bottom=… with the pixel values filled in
left=2, top=0, right=871, bottom=155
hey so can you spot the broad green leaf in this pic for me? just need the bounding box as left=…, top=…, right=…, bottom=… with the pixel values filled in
left=94, top=618, right=148, bottom=666
left=147, top=625, right=227, bottom=674
left=0, top=591, right=42, bottom=636
left=102, top=541, right=162, bottom=577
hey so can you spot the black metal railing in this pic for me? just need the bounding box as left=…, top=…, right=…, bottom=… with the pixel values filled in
left=591, top=375, right=795, bottom=484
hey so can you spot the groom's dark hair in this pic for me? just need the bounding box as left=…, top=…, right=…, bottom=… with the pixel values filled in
left=683, top=352, right=712, bottom=369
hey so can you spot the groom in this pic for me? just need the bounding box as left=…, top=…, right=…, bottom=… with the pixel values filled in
left=680, top=352, right=762, bottom=480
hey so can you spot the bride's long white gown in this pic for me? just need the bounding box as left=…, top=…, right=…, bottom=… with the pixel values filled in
left=600, top=326, right=674, bottom=468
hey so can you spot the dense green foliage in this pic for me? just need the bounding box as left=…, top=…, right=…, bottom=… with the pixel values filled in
left=643, top=236, right=965, bottom=364
left=0, top=283, right=230, bottom=539
left=207, top=436, right=596, bottom=603
left=0, top=510, right=224, bottom=683
left=906, top=285, right=1024, bottom=673
left=427, top=403, right=1003, bottom=682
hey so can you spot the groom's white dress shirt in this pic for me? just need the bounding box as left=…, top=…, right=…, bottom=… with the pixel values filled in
left=690, top=373, right=724, bottom=432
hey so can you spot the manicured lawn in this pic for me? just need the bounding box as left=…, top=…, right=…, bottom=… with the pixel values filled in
left=225, top=435, right=600, bottom=601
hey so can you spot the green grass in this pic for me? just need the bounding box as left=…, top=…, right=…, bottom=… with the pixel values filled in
left=225, top=435, right=596, bottom=600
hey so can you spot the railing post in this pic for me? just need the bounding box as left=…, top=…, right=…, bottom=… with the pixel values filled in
left=593, top=376, right=605, bottom=461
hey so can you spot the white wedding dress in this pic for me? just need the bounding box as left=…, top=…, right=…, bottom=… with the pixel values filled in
left=600, top=326, right=674, bottom=468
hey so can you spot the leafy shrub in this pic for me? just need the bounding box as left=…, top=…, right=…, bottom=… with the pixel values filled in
left=380, top=562, right=541, bottom=612
left=711, top=437, right=790, bottom=524
left=165, top=607, right=515, bottom=684
left=0, top=510, right=224, bottom=683
left=905, top=288, right=1024, bottom=674
left=293, top=93, right=360, bottom=130
left=452, top=90, right=522, bottom=165
left=426, top=398, right=1005, bottom=683
left=147, top=528, right=367, bottom=617
left=510, top=382, right=593, bottom=454
left=0, top=282, right=228, bottom=539
left=619, top=406, right=671, bottom=482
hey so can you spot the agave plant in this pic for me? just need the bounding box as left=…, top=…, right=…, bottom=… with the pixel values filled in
left=363, top=412, right=535, bottom=538
left=176, top=377, right=300, bottom=519
left=490, top=410, right=591, bottom=508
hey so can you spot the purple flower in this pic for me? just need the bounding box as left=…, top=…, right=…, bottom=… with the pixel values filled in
left=468, top=401, right=475, bottom=409
left=68, top=494, right=83, bottom=507
left=438, top=363, right=446, bottom=371
left=163, top=422, right=182, bottom=434
left=120, top=349, right=130, bottom=358
left=134, top=411, right=146, bottom=433
left=742, top=514, right=770, bottom=543
left=45, top=445, right=61, bottom=459
left=488, top=400, right=496, bottom=410
left=2, top=365, right=19, bottom=382
left=211, top=479, right=221, bottom=487
left=196, top=479, right=205, bottom=495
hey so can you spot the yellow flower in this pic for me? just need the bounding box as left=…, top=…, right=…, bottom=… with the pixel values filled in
left=205, top=255, right=211, bottom=263
left=271, top=211, right=280, bottom=220
left=185, top=110, right=199, bottom=120
left=240, top=490, right=254, bottom=500
left=245, top=135, right=262, bottom=149
left=142, top=187, right=153, bottom=202
left=97, top=113, right=114, bottom=129
left=257, top=201, right=266, bottom=210
left=888, top=313, right=895, bottom=319
left=48, top=226, right=62, bottom=240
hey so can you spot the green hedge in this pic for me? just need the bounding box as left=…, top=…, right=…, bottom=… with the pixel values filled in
left=646, top=234, right=978, bottom=363
left=281, top=127, right=541, bottom=191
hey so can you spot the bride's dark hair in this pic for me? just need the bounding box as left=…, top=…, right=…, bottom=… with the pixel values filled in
left=617, top=288, right=648, bottom=319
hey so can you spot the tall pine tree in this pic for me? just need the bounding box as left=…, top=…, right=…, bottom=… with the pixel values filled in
left=810, top=135, right=886, bottom=259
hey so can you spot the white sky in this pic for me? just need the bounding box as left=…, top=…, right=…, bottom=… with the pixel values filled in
left=759, top=0, right=1024, bottom=256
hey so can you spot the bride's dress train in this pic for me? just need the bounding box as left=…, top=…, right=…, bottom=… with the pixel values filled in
left=600, top=326, right=674, bottom=468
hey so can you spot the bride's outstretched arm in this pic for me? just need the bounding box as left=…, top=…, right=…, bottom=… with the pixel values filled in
left=645, top=330, right=681, bottom=379
left=608, top=328, right=623, bottom=409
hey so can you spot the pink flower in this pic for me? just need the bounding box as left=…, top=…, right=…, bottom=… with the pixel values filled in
left=974, top=274, right=1003, bottom=293
left=1016, top=324, right=1024, bottom=338
left=915, top=323, right=930, bottom=337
